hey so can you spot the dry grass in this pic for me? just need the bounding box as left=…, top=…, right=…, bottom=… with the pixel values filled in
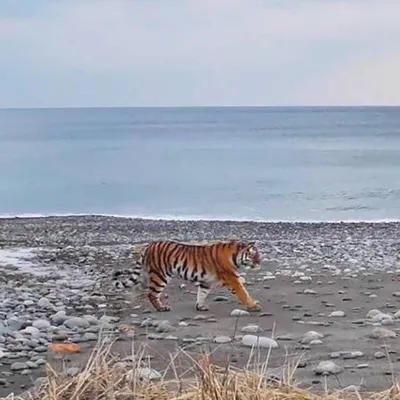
left=6, top=335, right=400, bottom=400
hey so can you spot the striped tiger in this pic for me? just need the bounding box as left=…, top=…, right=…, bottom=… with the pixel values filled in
left=112, top=239, right=262, bottom=313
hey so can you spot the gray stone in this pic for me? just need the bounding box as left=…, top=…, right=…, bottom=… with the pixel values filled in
left=300, top=331, right=324, bottom=344
left=230, top=309, right=250, bottom=317
left=135, top=367, right=161, bottom=381
left=329, top=310, right=346, bottom=317
left=35, top=377, right=48, bottom=388
left=64, top=317, right=90, bottom=329
left=370, top=327, right=397, bottom=339
left=214, top=336, right=232, bottom=344
left=83, top=315, right=99, bottom=325
left=66, top=367, right=80, bottom=377
left=213, top=296, right=229, bottom=302
left=37, top=298, right=52, bottom=308
left=26, top=361, right=38, bottom=369
left=155, top=321, right=174, bottom=333
left=22, top=326, right=40, bottom=336
left=342, top=351, right=364, bottom=359
left=83, top=332, right=98, bottom=341
left=241, top=324, right=261, bottom=333
left=11, top=362, right=28, bottom=371
left=32, top=319, right=51, bottom=330
left=51, top=311, right=68, bottom=325
left=314, top=361, right=342, bottom=375
left=241, top=335, right=278, bottom=349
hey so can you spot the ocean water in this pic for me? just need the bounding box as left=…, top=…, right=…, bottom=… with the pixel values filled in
left=1, top=106, right=400, bottom=222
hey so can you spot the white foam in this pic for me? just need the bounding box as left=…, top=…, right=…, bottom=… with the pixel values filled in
left=0, top=248, right=37, bottom=267
left=0, top=212, right=399, bottom=224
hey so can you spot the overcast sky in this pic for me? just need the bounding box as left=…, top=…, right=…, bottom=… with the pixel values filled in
left=1, top=0, right=400, bottom=108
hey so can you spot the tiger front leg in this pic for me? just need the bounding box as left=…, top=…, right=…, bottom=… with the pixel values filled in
left=196, top=283, right=211, bottom=311
left=224, top=276, right=261, bottom=312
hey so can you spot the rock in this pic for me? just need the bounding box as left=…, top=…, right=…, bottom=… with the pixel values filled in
left=303, top=289, right=316, bottom=295
left=34, top=377, right=48, bottom=388
left=300, top=331, right=324, bottom=344
left=314, top=361, right=342, bottom=375
left=357, top=363, right=369, bottom=369
left=22, top=326, right=40, bottom=336
left=51, top=311, right=67, bottom=325
left=83, top=332, right=98, bottom=341
left=366, top=309, right=382, bottom=319
left=37, top=298, right=52, bottom=308
left=329, top=311, right=345, bottom=317
left=83, top=315, right=99, bottom=325
left=155, top=321, right=174, bottom=333
left=343, top=385, right=361, bottom=392
left=366, top=309, right=393, bottom=324
left=230, top=309, right=250, bottom=317
left=241, top=335, right=278, bottom=349
left=64, top=317, right=90, bottom=329
left=213, top=296, right=229, bottom=302
left=370, top=327, right=397, bottom=339
left=26, top=361, right=38, bottom=369
left=214, top=336, right=232, bottom=344
left=374, top=351, right=386, bottom=359
left=164, top=335, right=178, bottom=341
left=309, top=339, right=323, bottom=345
left=99, top=315, right=119, bottom=324
left=241, top=324, right=261, bottom=333
left=32, top=319, right=51, bottom=330
left=11, top=362, right=28, bottom=371
left=135, top=367, right=161, bottom=381
left=66, top=367, right=80, bottom=377
left=381, top=317, right=395, bottom=325
left=343, top=351, right=364, bottom=359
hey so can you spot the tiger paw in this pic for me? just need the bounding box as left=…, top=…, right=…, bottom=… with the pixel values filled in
left=247, top=301, right=261, bottom=312
left=158, top=305, right=171, bottom=312
left=196, top=303, right=209, bottom=312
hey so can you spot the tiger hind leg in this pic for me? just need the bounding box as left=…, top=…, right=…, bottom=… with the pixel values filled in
left=147, top=270, right=171, bottom=312
left=196, top=283, right=211, bottom=311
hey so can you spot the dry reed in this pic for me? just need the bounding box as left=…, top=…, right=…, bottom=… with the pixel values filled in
left=5, top=334, right=400, bottom=400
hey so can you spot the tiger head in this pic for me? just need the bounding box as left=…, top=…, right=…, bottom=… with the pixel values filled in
left=234, top=241, right=260, bottom=268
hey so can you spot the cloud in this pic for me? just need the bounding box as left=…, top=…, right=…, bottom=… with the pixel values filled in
left=0, top=0, right=400, bottom=107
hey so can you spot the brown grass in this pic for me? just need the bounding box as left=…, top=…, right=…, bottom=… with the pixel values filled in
left=9, top=335, right=400, bottom=400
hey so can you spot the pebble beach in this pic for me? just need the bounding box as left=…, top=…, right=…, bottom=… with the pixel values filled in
left=1, top=215, right=400, bottom=397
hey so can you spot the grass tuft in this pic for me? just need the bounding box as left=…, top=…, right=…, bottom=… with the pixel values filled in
left=8, top=334, right=400, bottom=400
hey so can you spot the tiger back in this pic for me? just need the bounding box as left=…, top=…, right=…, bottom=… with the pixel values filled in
left=113, top=239, right=262, bottom=313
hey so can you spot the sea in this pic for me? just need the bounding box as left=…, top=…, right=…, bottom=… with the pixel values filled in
left=1, top=106, right=400, bottom=223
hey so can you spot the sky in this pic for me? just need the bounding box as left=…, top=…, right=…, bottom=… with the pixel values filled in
left=0, top=0, right=400, bottom=108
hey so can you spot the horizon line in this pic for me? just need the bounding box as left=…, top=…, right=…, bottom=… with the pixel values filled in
left=1, top=104, right=400, bottom=111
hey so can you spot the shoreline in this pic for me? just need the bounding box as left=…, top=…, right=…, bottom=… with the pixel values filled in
left=1, top=213, right=400, bottom=225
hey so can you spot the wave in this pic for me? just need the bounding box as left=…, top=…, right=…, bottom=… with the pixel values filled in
left=0, top=212, right=400, bottom=224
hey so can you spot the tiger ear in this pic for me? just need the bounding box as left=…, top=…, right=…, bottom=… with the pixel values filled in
left=247, top=241, right=256, bottom=247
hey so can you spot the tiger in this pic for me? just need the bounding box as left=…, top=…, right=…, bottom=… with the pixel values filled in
left=112, top=239, right=262, bottom=313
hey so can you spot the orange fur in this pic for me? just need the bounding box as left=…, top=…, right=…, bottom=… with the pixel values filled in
left=113, top=239, right=262, bottom=313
